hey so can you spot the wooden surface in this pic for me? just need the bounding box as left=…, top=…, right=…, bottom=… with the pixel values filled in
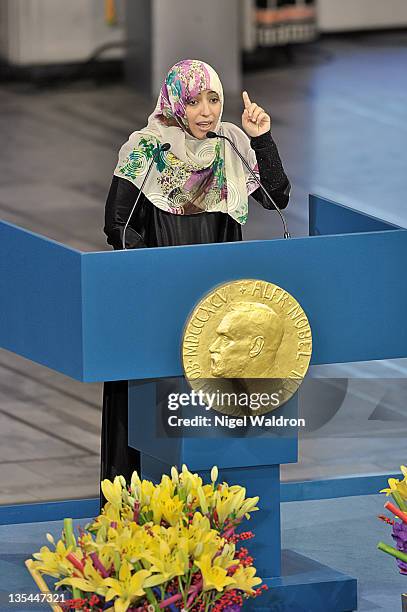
left=0, top=33, right=406, bottom=504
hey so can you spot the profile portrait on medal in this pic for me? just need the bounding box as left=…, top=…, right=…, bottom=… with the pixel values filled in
left=182, top=279, right=312, bottom=418
left=209, top=301, right=285, bottom=379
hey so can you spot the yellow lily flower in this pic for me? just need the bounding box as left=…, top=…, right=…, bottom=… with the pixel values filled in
left=380, top=477, right=407, bottom=499
left=56, top=558, right=109, bottom=596
left=90, top=506, right=121, bottom=532
left=171, top=466, right=179, bottom=484
left=160, top=474, right=176, bottom=496
left=197, top=486, right=209, bottom=514
left=161, top=496, right=184, bottom=526
left=117, top=525, right=151, bottom=564
left=195, top=554, right=235, bottom=592
left=235, top=496, right=260, bottom=520
left=144, top=538, right=186, bottom=582
left=178, top=518, right=218, bottom=560
left=216, top=542, right=236, bottom=569
left=212, top=483, right=259, bottom=525
left=216, top=492, right=238, bottom=525
left=215, top=498, right=232, bottom=525
left=149, top=488, right=184, bottom=526
left=104, top=560, right=151, bottom=611
left=202, top=484, right=215, bottom=506
left=158, top=524, right=180, bottom=547
left=101, top=477, right=123, bottom=507
left=179, top=465, right=203, bottom=496
left=190, top=511, right=211, bottom=531
left=31, top=540, right=80, bottom=579
left=228, top=565, right=262, bottom=595
left=130, top=470, right=141, bottom=490
left=130, top=473, right=155, bottom=509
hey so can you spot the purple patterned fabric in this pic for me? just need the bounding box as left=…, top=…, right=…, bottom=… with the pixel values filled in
left=392, top=521, right=407, bottom=574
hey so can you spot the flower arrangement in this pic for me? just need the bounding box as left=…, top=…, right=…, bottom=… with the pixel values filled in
left=26, top=465, right=267, bottom=611
left=377, top=465, right=407, bottom=574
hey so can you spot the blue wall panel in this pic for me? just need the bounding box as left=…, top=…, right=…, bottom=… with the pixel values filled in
left=0, top=221, right=83, bottom=379
left=309, top=194, right=400, bottom=236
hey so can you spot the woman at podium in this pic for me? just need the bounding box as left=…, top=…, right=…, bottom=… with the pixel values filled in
left=101, top=59, right=290, bottom=505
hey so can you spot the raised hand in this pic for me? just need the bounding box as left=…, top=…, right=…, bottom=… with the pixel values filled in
left=242, top=91, right=271, bottom=138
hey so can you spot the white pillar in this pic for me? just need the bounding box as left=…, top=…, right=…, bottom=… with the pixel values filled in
left=125, top=0, right=241, bottom=95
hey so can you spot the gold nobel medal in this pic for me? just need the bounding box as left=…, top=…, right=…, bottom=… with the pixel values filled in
left=181, top=279, right=312, bottom=416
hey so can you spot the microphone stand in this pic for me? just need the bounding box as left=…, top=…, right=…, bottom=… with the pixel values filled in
left=207, top=131, right=290, bottom=239
left=122, top=143, right=171, bottom=250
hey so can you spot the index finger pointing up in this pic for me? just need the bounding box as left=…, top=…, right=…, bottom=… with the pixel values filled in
left=242, top=90, right=251, bottom=109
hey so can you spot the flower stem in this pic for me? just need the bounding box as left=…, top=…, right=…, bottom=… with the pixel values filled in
left=178, top=576, right=186, bottom=605
left=384, top=501, right=407, bottom=524
left=204, top=592, right=212, bottom=612
left=186, top=579, right=203, bottom=608
left=89, top=552, right=109, bottom=578
left=66, top=553, right=85, bottom=574
left=72, top=587, right=82, bottom=600
left=184, top=571, right=193, bottom=606
left=391, top=491, right=407, bottom=511
left=144, top=588, right=160, bottom=611
left=378, top=541, right=407, bottom=562
left=63, top=518, right=75, bottom=548
left=159, top=593, right=182, bottom=608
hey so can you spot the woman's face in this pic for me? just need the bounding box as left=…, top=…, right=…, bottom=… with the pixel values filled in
left=185, top=89, right=221, bottom=139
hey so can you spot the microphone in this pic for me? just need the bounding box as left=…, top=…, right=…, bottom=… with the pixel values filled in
left=207, top=131, right=290, bottom=239
left=122, top=142, right=171, bottom=249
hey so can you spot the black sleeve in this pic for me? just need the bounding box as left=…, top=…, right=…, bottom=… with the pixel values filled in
left=103, top=175, right=143, bottom=250
left=249, top=131, right=291, bottom=210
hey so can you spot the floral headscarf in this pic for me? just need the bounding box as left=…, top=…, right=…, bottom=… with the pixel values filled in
left=114, top=59, right=260, bottom=224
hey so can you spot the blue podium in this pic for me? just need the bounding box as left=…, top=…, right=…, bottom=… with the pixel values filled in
left=1, top=195, right=407, bottom=611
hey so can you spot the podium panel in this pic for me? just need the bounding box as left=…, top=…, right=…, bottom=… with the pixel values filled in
left=2, top=195, right=407, bottom=611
